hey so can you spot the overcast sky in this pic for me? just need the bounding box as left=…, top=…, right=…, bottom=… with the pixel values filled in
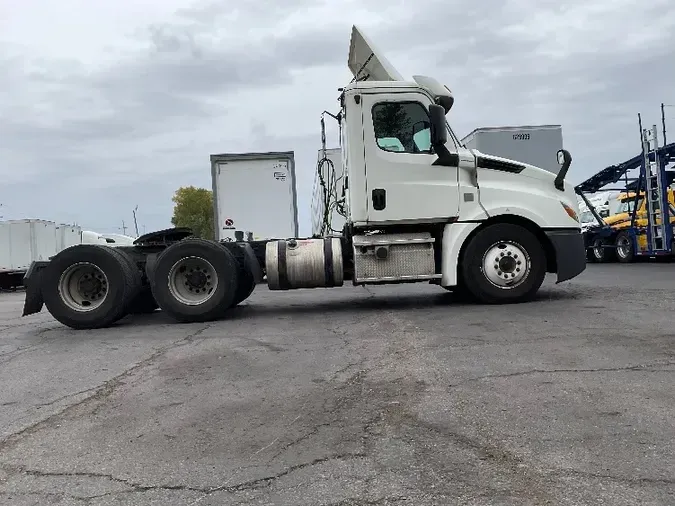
left=2, top=0, right=674, bottom=236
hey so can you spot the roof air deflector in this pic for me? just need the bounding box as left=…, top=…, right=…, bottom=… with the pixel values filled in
left=347, top=25, right=404, bottom=82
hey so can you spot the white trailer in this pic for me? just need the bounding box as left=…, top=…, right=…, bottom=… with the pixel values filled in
left=211, top=151, right=299, bottom=242
left=0, top=222, right=138, bottom=290
left=0, top=220, right=59, bottom=271
left=311, top=147, right=345, bottom=236
left=0, top=220, right=62, bottom=289
left=461, top=125, right=564, bottom=175
left=22, top=25, right=586, bottom=330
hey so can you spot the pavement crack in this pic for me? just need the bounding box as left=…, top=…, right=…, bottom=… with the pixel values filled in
left=0, top=342, right=49, bottom=365
left=18, top=467, right=206, bottom=494
left=549, top=468, right=675, bottom=486
left=237, top=336, right=285, bottom=353
left=449, top=361, right=675, bottom=387
left=0, top=324, right=212, bottom=450
left=194, top=452, right=368, bottom=504
left=324, top=496, right=410, bottom=506
left=269, top=422, right=333, bottom=461
left=330, top=360, right=365, bottom=382
left=36, top=386, right=100, bottom=408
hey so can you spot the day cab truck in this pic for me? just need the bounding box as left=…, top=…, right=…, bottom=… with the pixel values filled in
left=20, top=25, right=586, bottom=330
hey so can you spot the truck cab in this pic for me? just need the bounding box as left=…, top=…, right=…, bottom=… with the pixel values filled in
left=607, top=189, right=675, bottom=229
left=331, top=26, right=585, bottom=290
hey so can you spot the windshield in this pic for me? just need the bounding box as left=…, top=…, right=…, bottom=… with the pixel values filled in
left=580, top=210, right=595, bottom=223
left=615, top=197, right=643, bottom=214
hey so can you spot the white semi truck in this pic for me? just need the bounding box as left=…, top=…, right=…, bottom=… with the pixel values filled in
left=21, top=25, right=586, bottom=329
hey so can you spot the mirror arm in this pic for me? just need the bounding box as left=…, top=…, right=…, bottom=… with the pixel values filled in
left=554, top=149, right=572, bottom=191
left=432, top=143, right=458, bottom=167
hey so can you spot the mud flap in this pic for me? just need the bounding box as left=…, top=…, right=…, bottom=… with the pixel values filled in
left=22, top=261, right=50, bottom=316
left=238, top=243, right=263, bottom=284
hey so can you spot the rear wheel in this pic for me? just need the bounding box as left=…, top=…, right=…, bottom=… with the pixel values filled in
left=615, top=231, right=635, bottom=263
left=151, top=238, right=239, bottom=323
left=42, top=246, right=141, bottom=329
left=460, top=223, right=547, bottom=304
left=588, top=236, right=607, bottom=262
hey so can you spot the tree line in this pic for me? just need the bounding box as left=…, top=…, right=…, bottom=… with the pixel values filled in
left=171, top=186, right=214, bottom=239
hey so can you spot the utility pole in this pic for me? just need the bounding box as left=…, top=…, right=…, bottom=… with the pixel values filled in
left=121, top=220, right=127, bottom=235
left=132, top=205, right=139, bottom=237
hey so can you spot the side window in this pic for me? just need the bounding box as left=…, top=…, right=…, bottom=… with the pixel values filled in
left=372, top=102, right=432, bottom=154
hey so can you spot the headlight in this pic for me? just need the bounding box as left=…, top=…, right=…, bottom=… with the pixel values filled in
left=561, top=202, right=579, bottom=222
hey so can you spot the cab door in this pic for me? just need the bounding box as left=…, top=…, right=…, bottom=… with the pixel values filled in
left=360, top=91, right=460, bottom=224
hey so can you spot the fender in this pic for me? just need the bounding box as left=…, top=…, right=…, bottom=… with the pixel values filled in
left=482, top=206, right=547, bottom=227
left=441, top=222, right=480, bottom=286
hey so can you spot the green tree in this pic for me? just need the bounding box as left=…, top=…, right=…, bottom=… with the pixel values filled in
left=372, top=103, right=413, bottom=151
left=171, top=186, right=214, bottom=239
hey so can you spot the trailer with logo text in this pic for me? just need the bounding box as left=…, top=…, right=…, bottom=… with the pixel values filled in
left=210, top=151, right=299, bottom=242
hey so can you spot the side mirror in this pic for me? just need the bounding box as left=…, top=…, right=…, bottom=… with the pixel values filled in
left=554, top=149, right=572, bottom=191
left=429, top=104, right=447, bottom=147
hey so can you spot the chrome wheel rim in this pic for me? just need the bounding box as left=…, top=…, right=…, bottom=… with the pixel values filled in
left=482, top=241, right=530, bottom=289
left=616, top=236, right=631, bottom=259
left=167, top=256, right=218, bottom=306
left=58, top=262, right=109, bottom=312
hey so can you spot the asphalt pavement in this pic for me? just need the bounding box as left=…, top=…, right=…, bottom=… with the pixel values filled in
left=0, top=264, right=674, bottom=505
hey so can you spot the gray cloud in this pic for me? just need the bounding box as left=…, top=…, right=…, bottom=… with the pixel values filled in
left=1, top=0, right=675, bottom=235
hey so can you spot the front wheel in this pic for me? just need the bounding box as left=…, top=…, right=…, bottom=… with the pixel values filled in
left=459, top=223, right=547, bottom=304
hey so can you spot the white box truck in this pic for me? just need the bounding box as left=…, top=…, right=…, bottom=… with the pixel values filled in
left=311, top=147, right=345, bottom=236
left=461, top=125, right=564, bottom=175
left=210, top=151, right=299, bottom=242
left=0, top=221, right=135, bottom=290
left=21, top=25, right=586, bottom=330
left=0, top=220, right=61, bottom=289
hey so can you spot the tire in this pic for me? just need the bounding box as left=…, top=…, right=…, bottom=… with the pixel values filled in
left=459, top=223, right=547, bottom=304
left=150, top=238, right=239, bottom=323
left=588, top=236, right=607, bottom=263
left=42, top=245, right=142, bottom=329
left=128, top=287, right=159, bottom=314
left=615, top=231, right=634, bottom=263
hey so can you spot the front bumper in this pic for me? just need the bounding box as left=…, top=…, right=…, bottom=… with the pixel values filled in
left=545, top=229, right=587, bottom=283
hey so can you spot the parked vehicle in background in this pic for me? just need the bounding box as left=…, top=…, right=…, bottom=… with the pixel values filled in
left=576, top=110, right=675, bottom=263
left=0, top=220, right=139, bottom=290
left=461, top=125, right=564, bottom=175
left=210, top=151, right=299, bottom=242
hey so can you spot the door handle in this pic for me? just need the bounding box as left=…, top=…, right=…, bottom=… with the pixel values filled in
left=372, top=189, right=386, bottom=210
